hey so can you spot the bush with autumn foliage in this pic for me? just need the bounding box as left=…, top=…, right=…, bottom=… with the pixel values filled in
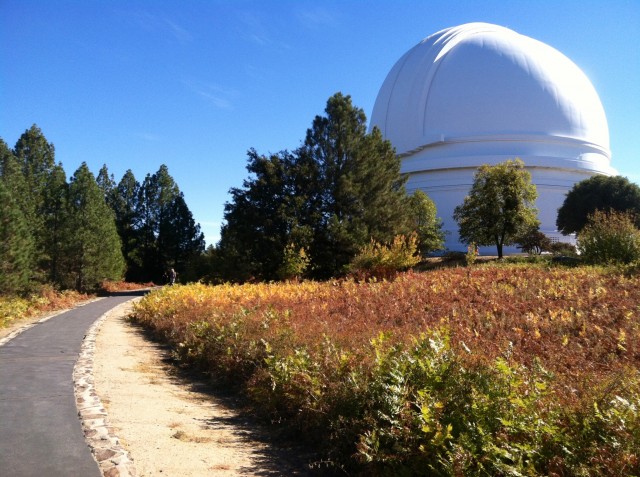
left=0, top=285, right=91, bottom=328
left=133, top=265, right=640, bottom=475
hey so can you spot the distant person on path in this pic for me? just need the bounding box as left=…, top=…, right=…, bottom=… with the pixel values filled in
left=169, top=268, right=176, bottom=285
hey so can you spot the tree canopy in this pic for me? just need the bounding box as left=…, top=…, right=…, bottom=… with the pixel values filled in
left=406, top=190, right=445, bottom=255
left=556, top=175, right=640, bottom=235
left=101, top=164, right=205, bottom=283
left=453, top=159, right=539, bottom=258
left=0, top=126, right=205, bottom=292
left=219, top=92, right=421, bottom=280
left=59, top=163, right=125, bottom=290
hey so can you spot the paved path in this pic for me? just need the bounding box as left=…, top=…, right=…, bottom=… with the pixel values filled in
left=0, top=293, right=145, bottom=477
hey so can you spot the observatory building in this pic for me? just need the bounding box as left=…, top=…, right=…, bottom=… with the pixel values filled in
left=369, top=22, right=616, bottom=253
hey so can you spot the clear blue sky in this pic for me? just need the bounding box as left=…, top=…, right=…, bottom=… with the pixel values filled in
left=1, top=0, right=638, bottom=245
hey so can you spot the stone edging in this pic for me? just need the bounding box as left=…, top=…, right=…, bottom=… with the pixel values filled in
left=73, top=301, right=138, bottom=477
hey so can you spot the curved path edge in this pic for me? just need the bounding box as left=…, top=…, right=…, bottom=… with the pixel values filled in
left=74, top=300, right=140, bottom=477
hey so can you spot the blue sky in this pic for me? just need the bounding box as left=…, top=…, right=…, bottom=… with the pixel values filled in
left=1, top=0, right=638, bottom=245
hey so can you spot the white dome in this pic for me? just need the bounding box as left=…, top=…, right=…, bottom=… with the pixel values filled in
left=370, top=22, right=616, bottom=253
left=371, top=22, right=610, bottom=158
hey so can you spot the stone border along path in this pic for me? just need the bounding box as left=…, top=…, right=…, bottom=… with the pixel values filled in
left=74, top=300, right=138, bottom=477
left=1, top=297, right=139, bottom=477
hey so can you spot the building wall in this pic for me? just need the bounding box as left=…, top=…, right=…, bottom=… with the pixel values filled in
left=399, top=135, right=614, bottom=253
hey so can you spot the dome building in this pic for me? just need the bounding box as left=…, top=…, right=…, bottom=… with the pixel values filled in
left=369, top=22, right=616, bottom=253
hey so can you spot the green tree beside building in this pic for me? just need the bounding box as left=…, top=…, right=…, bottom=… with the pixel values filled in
left=454, top=159, right=539, bottom=258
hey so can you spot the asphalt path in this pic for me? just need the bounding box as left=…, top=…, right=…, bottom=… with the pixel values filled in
left=0, top=292, right=146, bottom=477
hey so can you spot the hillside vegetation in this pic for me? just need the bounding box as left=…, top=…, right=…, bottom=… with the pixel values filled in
left=133, top=264, right=640, bottom=476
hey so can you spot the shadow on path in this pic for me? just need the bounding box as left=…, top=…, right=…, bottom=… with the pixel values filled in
left=126, top=318, right=344, bottom=476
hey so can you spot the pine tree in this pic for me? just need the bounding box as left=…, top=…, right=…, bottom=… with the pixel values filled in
left=0, top=180, right=35, bottom=293
left=96, top=164, right=116, bottom=204
left=220, top=93, right=413, bottom=280
left=139, top=165, right=180, bottom=281
left=220, top=149, right=303, bottom=281
left=134, top=165, right=204, bottom=282
left=299, top=92, right=411, bottom=277
left=0, top=139, right=35, bottom=293
left=41, top=164, right=68, bottom=283
left=111, top=170, right=144, bottom=281
left=60, top=163, right=124, bottom=290
left=12, top=125, right=67, bottom=281
left=161, top=192, right=205, bottom=276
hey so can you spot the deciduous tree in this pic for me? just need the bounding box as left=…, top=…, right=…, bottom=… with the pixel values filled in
left=406, top=190, right=445, bottom=255
left=577, top=210, right=640, bottom=264
left=453, top=159, right=539, bottom=258
left=557, top=175, right=640, bottom=235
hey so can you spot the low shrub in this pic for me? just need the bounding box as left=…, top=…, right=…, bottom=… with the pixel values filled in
left=100, top=280, right=155, bottom=293
left=0, top=284, right=91, bottom=328
left=578, top=210, right=640, bottom=265
left=132, top=267, right=640, bottom=475
left=349, top=234, right=421, bottom=280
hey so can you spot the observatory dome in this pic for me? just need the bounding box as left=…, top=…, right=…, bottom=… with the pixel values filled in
left=370, top=22, right=616, bottom=252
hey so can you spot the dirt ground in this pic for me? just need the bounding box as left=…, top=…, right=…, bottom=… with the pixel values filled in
left=92, top=300, right=323, bottom=476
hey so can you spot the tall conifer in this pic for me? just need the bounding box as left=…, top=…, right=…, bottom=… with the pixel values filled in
left=12, top=125, right=68, bottom=281
left=0, top=139, right=34, bottom=292
left=112, top=170, right=144, bottom=281
left=61, top=163, right=124, bottom=290
left=299, top=93, right=411, bottom=277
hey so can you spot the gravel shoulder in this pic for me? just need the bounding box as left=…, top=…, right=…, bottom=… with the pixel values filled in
left=92, top=299, right=320, bottom=476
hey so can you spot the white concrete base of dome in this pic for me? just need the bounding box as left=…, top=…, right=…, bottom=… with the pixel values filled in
left=400, top=134, right=615, bottom=253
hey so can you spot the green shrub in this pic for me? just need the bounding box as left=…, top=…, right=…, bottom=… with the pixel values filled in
left=548, top=241, right=578, bottom=256
left=578, top=210, right=640, bottom=264
left=465, top=242, right=479, bottom=265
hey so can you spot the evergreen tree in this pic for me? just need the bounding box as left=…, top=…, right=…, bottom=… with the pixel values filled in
left=139, top=165, right=180, bottom=281
left=0, top=180, right=35, bottom=293
left=0, top=138, right=16, bottom=176
left=161, top=192, right=205, bottom=277
left=41, top=164, right=68, bottom=283
left=0, top=139, right=35, bottom=293
left=219, top=149, right=304, bottom=281
left=298, top=93, right=410, bottom=277
left=0, top=139, right=30, bottom=212
left=134, top=165, right=204, bottom=282
left=220, top=93, right=413, bottom=280
left=556, top=175, right=640, bottom=235
left=60, top=163, right=124, bottom=290
left=96, top=164, right=116, bottom=204
left=12, top=125, right=67, bottom=281
left=111, top=170, right=144, bottom=281
left=453, top=159, right=539, bottom=258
